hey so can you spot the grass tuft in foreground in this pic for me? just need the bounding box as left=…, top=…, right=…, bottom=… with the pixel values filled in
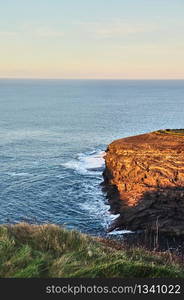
left=0, top=223, right=183, bottom=278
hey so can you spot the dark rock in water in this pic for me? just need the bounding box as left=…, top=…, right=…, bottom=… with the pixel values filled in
left=103, top=129, right=184, bottom=235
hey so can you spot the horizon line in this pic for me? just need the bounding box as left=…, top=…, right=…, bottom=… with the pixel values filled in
left=0, top=77, right=184, bottom=80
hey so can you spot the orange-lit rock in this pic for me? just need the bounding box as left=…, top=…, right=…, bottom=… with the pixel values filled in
left=103, top=130, right=184, bottom=235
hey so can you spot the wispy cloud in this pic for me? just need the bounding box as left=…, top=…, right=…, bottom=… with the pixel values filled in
left=77, top=19, right=157, bottom=39
left=95, top=24, right=149, bottom=38
left=0, top=26, right=65, bottom=39
left=36, top=28, right=64, bottom=38
left=0, top=31, right=17, bottom=37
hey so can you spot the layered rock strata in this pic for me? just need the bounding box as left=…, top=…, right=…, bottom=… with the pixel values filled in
left=103, top=130, right=184, bottom=235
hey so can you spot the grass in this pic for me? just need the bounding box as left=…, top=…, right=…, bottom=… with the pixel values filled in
left=0, top=223, right=184, bottom=278
left=156, top=129, right=184, bottom=136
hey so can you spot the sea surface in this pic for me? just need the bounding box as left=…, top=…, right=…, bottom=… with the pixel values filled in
left=0, top=79, right=184, bottom=237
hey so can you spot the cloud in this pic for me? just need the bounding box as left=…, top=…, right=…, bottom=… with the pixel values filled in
left=0, top=27, right=65, bottom=39
left=36, top=28, right=64, bottom=38
left=0, top=31, right=17, bottom=37
left=95, top=24, right=148, bottom=38
left=77, top=20, right=157, bottom=39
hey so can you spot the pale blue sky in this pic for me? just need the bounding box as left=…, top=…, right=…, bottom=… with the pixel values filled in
left=0, top=0, right=184, bottom=78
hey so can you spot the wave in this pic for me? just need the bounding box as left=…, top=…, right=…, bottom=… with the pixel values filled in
left=61, top=148, right=132, bottom=236
left=62, top=149, right=105, bottom=175
left=108, top=229, right=133, bottom=235
left=7, top=172, right=32, bottom=177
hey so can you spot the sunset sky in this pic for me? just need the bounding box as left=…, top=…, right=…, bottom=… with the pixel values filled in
left=1, top=0, right=184, bottom=79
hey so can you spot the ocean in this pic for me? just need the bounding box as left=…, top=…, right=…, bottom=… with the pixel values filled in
left=0, top=79, right=184, bottom=237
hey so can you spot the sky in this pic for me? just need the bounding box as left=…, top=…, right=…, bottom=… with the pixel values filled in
left=0, top=0, right=184, bottom=79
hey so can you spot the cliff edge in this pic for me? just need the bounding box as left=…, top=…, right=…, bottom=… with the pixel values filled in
left=103, top=129, right=184, bottom=235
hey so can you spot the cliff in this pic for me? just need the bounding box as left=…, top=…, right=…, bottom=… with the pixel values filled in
left=103, top=129, right=184, bottom=235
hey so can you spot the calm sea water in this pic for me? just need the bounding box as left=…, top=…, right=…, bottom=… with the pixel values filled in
left=0, top=79, right=184, bottom=237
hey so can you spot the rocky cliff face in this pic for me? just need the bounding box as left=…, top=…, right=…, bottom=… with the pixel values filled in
left=103, top=130, right=184, bottom=235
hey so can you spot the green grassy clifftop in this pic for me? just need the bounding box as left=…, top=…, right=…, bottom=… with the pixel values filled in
left=0, top=223, right=183, bottom=278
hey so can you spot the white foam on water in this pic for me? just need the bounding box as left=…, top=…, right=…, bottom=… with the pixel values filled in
left=108, top=229, right=133, bottom=235
left=62, top=149, right=132, bottom=235
left=108, top=213, right=120, bottom=221
left=62, top=150, right=105, bottom=175
left=79, top=196, right=119, bottom=229
left=56, top=174, right=66, bottom=179
left=7, top=172, right=32, bottom=177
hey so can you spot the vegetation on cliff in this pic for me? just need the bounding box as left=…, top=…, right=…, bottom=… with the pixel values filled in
left=157, top=129, right=184, bottom=136
left=0, top=223, right=184, bottom=278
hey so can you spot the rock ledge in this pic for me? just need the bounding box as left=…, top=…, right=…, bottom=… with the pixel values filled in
left=103, top=129, right=184, bottom=235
